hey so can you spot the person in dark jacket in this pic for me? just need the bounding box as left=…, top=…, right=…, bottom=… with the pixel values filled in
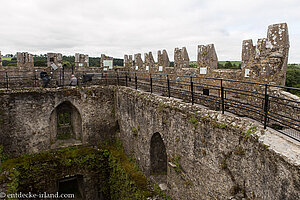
left=40, top=69, right=50, bottom=88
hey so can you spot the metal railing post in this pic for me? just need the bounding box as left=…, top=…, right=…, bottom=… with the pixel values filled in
left=150, top=73, right=153, bottom=94
left=135, top=73, right=137, bottom=90
left=263, top=84, right=269, bottom=129
left=59, top=69, right=62, bottom=86
left=6, top=72, right=8, bottom=89
left=62, top=66, right=65, bottom=87
left=34, top=71, right=36, bottom=87
left=167, top=74, right=170, bottom=98
left=117, top=72, right=119, bottom=86
left=105, top=73, right=108, bottom=86
left=221, top=79, right=225, bottom=114
left=125, top=74, right=128, bottom=87
left=190, top=76, right=194, bottom=105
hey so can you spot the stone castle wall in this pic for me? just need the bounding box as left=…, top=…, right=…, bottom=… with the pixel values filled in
left=0, top=86, right=117, bottom=156
left=0, top=86, right=299, bottom=199
left=115, top=86, right=300, bottom=200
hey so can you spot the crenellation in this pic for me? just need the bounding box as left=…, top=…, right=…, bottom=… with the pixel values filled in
left=17, top=52, right=34, bottom=68
left=134, top=53, right=143, bottom=70
left=241, top=39, right=255, bottom=64
left=174, top=47, right=189, bottom=70
left=0, top=22, right=290, bottom=86
left=157, top=49, right=170, bottom=68
left=124, top=54, right=133, bottom=70
left=197, top=44, right=218, bottom=73
left=241, top=23, right=289, bottom=85
left=75, top=53, right=89, bottom=68
left=267, top=23, right=289, bottom=49
left=47, top=53, right=62, bottom=69
left=144, top=52, right=155, bottom=71
left=100, top=54, right=113, bottom=70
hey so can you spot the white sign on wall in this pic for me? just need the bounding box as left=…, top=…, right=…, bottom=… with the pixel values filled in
left=103, top=60, right=113, bottom=69
left=200, top=67, right=207, bottom=74
left=51, top=63, right=58, bottom=70
left=79, top=63, right=83, bottom=67
left=244, top=69, right=250, bottom=77
left=104, top=68, right=108, bottom=71
left=136, top=66, right=139, bottom=70
left=159, top=66, right=163, bottom=72
left=146, top=66, right=149, bottom=71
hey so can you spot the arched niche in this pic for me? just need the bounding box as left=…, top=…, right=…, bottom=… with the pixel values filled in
left=150, top=132, right=167, bottom=175
left=50, top=101, right=82, bottom=142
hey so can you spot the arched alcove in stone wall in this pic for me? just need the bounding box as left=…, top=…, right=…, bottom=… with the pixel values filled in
left=150, top=132, right=167, bottom=175
left=50, top=101, right=82, bottom=143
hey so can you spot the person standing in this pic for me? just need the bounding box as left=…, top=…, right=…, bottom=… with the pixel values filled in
left=69, top=74, right=78, bottom=86
left=40, top=69, right=50, bottom=88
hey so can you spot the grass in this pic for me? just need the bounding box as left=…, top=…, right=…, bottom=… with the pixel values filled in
left=2, top=57, right=14, bottom=61
left=218, top=61, right=241, bottom=65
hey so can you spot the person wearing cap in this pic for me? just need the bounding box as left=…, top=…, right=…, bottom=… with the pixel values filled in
left=69, top=74, right=78, bottom=86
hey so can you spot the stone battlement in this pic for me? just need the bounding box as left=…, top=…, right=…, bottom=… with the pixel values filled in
left=125, top=23, right=289, bottom=86
left=0, top=23, right=291, bottom=86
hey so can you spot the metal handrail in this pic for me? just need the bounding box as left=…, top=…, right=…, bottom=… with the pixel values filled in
left=0, top=70, right=299, bottom=142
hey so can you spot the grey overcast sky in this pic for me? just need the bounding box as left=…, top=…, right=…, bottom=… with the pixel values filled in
left=1, top=0, right=300, bottom=62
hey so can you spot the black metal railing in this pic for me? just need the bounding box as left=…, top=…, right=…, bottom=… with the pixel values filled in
left=0, top=69, right=299, bottom=142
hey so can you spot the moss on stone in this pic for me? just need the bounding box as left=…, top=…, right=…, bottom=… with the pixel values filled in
left=0, top=140, right=159, bottom=199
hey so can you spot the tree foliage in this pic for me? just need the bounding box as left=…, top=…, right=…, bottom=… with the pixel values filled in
left=286, top=64, right=300, bottom=96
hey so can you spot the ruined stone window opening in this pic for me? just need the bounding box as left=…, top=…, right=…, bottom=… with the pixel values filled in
left=57, top=106, right=73, bottom=140
left=50, top=57, right=54, bottom=62
left=150, top=132, right=167, bottom=175
left=50, top=101, right=82, bottom=142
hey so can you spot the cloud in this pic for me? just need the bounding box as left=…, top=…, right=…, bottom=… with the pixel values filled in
left=0, top=0, right=300, bottom=62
